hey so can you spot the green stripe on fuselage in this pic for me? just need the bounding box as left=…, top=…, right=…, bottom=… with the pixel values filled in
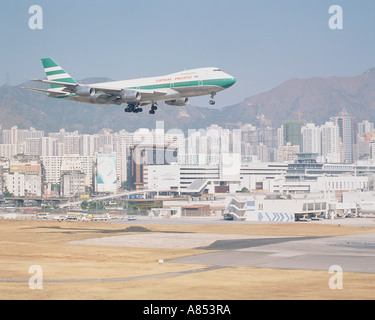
left=203, top=78, right=235, bottom=89
left=173, top=80, right=200, bottom=88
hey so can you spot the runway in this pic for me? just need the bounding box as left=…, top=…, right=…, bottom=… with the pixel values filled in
left=70, top=225, right=375, bottom=274
left=169, top=232, right=375, bottom=274
left=69, top=233, right=295, bottom=250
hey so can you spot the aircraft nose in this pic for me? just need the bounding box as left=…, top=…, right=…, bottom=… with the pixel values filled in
left=227, top=76, right=236, bottom=87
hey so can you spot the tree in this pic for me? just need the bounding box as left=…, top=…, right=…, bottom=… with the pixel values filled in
left=121, top=181, right=133, bottom=191
left=89, top=200, right=105, bottom=210
left=81, top=200, right=89, bottom=210
left=3, top=188, right=14, bottom=198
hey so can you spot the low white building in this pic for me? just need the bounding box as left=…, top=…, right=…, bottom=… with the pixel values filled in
left=342, top=190, right=375, bottom=214
left=224, top=193, right=337, bottom=222
left=41, top=155, right=94, bottom=186
left=6, top=172, right=42, bottom=197
left=240, top=162, right=287, bottom=191
left=144, top=160, right=288, bottom=194
left=145, top=164, right=180, bottom=191
left=60, top=171, right=86, bottom=198
left=272, top=175, right=368, bottom=195
left=149, top=207, right=182, bottom=219
left=25, top=174, right=42, bottom=197
left=7, top=172, right=25, bottom=197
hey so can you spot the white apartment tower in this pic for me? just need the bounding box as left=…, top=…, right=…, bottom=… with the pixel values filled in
left=80, top=134, right=99, bottom=156
left=113, top=130, right=133, bottom=185
left=302, top=123, right=321, bottom=154
left=321, top=121, right=341, bottom=163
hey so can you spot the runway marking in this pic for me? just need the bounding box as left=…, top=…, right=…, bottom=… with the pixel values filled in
left=268, top=252, right=306, bottom=258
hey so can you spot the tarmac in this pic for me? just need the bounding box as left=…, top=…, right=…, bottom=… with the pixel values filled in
left=169, top=232, right=375, bottom=274
left=112, top=215, right=375, bottom=227
left=69, top=233, right=293, bottom=250
left=70, top=218, right=375, bottom=274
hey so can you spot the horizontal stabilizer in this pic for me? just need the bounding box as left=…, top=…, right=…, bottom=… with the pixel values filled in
left=32, top=79, right=78, bottom=90
left=23, top=87, right=68, bottom=96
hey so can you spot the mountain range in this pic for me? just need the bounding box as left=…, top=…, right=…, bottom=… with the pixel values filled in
left=1, top=68, right=375, bottom=133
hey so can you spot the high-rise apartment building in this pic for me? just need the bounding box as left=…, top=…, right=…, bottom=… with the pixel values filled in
left=330, top=111, right=358, bottom=163
left=302, top=123, right=321, bottom=154
left=283, top=121, right=304, bottom=149
left=320, top=121, right=341, bottom=163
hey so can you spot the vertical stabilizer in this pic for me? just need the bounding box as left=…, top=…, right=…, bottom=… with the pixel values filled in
left=41, top=58, right=78, bottom=88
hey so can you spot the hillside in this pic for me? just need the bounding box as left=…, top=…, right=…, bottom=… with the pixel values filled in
left=225, top=68, right=375, bottom=127
left=0, top=69, right=374, bottom=133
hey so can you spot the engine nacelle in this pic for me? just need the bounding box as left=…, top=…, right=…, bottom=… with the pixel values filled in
left=75, top=85, right=95, bottom=97
left=121, top=89, right=141, bottom=102
left=165, top=98, right=189, bottom=106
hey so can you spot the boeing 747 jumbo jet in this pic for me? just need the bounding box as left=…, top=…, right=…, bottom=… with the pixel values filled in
left=25, top=58, right=236, bottom=114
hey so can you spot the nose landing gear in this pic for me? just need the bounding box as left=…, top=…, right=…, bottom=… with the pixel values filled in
left=149, top=103, right=158, bottom=115
left=209, top=92, right=216, bottom=106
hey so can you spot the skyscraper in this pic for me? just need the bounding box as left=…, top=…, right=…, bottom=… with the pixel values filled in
left=301, top=123, right=321, bottom=154
left=330, top=110, right=358, bottom=163
left=320, top=121, right=340, bottom=163
left=283, top=121, right=304, bottom=149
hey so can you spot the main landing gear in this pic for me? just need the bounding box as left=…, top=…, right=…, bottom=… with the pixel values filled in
left=124, top=103, right=158, bottom=115
left=149, top=103, right=158, bottom=115
left=124, top=103, right=143, bottom=113
left=209, top=92, right=216, bottom=106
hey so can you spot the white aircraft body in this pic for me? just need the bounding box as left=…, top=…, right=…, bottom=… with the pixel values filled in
left=26, top=58, right=236, bottom=114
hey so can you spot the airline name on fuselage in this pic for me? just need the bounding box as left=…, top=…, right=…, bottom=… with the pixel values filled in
left=156, top=75, right=199, bottom=83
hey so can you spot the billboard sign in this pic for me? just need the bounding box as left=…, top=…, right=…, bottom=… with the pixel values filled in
left=97, top=153, right=117, bottom=192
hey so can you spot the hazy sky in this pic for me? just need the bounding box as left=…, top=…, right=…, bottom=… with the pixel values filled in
left=0, top=0, right=374, bottom=108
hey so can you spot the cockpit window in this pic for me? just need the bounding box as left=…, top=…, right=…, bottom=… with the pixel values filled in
left=213, top=68, right=221, bottom=72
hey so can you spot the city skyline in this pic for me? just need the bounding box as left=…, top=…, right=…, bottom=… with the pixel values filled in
left=0, top=111, right=374, bottom=165
left=1, top=113, right=375, bottom=199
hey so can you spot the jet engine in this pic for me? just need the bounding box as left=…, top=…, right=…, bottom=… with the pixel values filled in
left=75, top=85, right=96, bottom=96
left=121, top=89, right=141, bottom=102
left=165, top=98, right=189, bottom=106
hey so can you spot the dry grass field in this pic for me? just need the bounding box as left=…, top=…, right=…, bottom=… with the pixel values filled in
left=0, top=220, right=374, bottom=300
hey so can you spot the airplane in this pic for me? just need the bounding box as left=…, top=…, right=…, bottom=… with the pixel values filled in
left=25, top=58, right=236, bottom=115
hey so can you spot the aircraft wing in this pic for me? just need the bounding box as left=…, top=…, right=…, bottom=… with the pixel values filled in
left=31, top=79, right=179, bottom=103
left=90, top=85, right=174, bottom=98
left=32, top=79, right=173, bottom=97
left=135, top=88, right=178, bottom=100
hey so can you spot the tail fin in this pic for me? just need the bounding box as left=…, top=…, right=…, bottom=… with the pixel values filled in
left=41, top=58, right=78, bottom=88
